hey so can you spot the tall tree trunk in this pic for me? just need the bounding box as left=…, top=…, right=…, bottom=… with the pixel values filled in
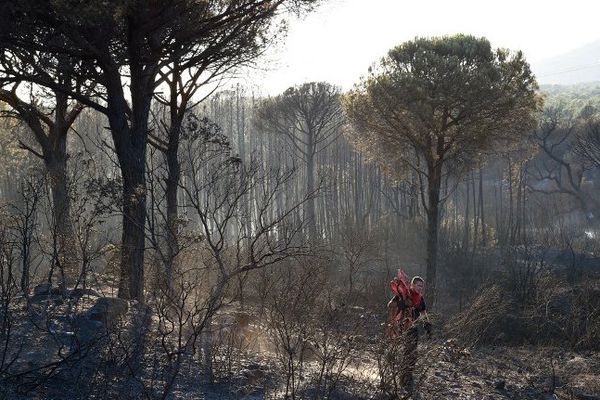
left=119, top=152, right=147, bottom=301
left=107, top=67, right=151, bottom=301
left=520, top=170, right=527, bottom=244
left=47, top=69, right=78, bottom=287
left=495, top=170, right=503, bottom=245
left=109, top=23, right=157, bottom=300
left=425, top=162, right=442, bottom=308
left=165, top=135, right=180, bottom=286
left=46, top=150, right=77, bottom=287
left=472, top=171, right=479, bottom=248
left=464, top=178, right=470, bottom=250
left=236, top=89, right=251, bottom=308
left=514, top=166, right=523, bottom=244
left=508, top=158, right=514, bottom=246
left=306, top=134, right=317, bottom=241
left=164, top=58, right=182, bottom=287
left=0, top=85, right=82, bottom=286
left=479, top=169, right=486, bottom=246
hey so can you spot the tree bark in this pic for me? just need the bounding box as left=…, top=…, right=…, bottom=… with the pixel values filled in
left=106, top=68, right=152, bottom=301
left=118, top=152, right=147, bottom=301
left=46, top=151, right=77, bottom=287
left=479, top=169, right=486, bottom=246
left=165, top=133, right=180, bottom=286
left=425, top=162, right=442, bottom=308
left=306, top=134, right=317, bottom=241
left=464, top=177, right=470, bottom=250
left=163, top=60, right=182, bottom=287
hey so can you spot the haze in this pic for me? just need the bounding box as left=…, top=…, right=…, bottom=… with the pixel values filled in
left=252, top=0, right=600, bottom=94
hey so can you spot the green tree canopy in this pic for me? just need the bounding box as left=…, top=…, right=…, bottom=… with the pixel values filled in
left=343, top=34, right=541, bottom=304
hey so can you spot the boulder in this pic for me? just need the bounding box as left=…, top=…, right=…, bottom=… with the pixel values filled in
left=540, top=393, right=558, bottom=400
left=87, top=297, right=129, bottom=326
left=578, top=394, right=600, bottom=400
left=50, top=286, right=64, bottom=295
left=74, top=316, right=105, bottom=343
left=69, top=288, right=100, bottom=298
left=33, top=283, right=52, bottom=296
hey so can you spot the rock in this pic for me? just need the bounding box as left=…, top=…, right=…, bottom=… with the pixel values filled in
left=578, top=394, right=600, bottom=400
left=245, top=362, right=262, bottom=371
left=50, top=286, right=64, bottom=295
left=69, top=288, right=100, bottom=298
left=541, top=393, right=558, bottom=400
left=87, top=297, right=129, bottom=326
left=33, top=283, right=52, bottom=296
left=74, top=315, right=104, bottom=342
left=234, top=362, right=268, bottom=393
left=242, top=367, right=265, bottom=384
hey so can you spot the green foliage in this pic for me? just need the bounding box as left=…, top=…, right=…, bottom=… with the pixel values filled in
left=540, top=83, right=600, bottom=116
left=343, top=34, right=541, bottom=178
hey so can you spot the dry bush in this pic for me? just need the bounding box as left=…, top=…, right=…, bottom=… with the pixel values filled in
left=373, top=331, right=445, bottom=400
left=261, top=261, right=324, bottom=399
left=306, top=292, right=363, bottom=400
left=210, top=311, right=253, bottom=381
left=531, top=274, right=600, bottom=349
left=0, top=211, right=24, bottom=382
left=376, top=334, right=414, bottom=399
left=447, top=273, right=600, bottom=350
left=445, top=285, right=513, bottom=347
left=258, top=257, right=368, bottom=400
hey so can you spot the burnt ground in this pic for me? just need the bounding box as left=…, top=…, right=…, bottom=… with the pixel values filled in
left=200, top=324, right=600, bottom=400
left=1, top=289, right=598, bottom=400
left=408, top=343, right=600, bottom=400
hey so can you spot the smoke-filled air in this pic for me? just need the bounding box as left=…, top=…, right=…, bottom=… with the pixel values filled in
left=0, top=1, right=598, bottom=399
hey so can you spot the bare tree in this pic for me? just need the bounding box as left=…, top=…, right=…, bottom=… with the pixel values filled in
left=8, top=173, right=44, bottom=294
left=529, top=105, right=600, bottom=217
left=574, top=108, right=600, bottom=170
left=0, top=0, right=321, bottom=301
left=177, top=118, right=315, bottom=382
left=257, top=82, right=343, bottom=240
left=0, top=84, right=83, bottom=285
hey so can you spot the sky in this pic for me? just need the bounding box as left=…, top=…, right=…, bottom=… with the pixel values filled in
left=245, top=0, right=600, bottom=95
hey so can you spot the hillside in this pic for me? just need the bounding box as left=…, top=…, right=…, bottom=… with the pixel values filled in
left=533, top=40, right=600, bottom=85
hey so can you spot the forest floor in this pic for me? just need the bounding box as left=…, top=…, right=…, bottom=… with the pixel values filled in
left=2, top=289, right=599, bottom=399
left=197, top=319, right=600, bottom=400
left=171, top=342, right=600, bottom=400
left=405, top=344, right=600, bottom=400
left=201, top=301, right=600, bottom=400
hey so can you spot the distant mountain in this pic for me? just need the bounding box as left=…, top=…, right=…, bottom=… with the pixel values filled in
left=532, top=41, right=600, bottom=85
